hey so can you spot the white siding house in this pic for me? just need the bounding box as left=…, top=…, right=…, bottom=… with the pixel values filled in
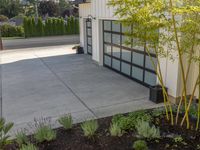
left=78, top=0, right=198, bottom=100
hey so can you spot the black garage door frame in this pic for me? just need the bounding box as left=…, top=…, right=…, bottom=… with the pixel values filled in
left=86, top=19, right=92, bottom=55
left=102, top=20, right=157, bottom=87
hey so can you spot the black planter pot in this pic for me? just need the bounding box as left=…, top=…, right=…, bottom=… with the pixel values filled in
left=149, top=85, right=168, bottom=104
left=76, top=46, right=84, bottom=54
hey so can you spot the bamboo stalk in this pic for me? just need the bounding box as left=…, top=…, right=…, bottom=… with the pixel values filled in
left=175, top=39, right=195, bottom=124
left=196, top=61, right=200, bottom=130
left=181, top=75, right=199, bottom=127
left=169, top=0, right=189, bottom=128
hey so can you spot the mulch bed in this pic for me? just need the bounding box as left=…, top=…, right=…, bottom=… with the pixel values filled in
left=5, top=112, right=200, bottom=150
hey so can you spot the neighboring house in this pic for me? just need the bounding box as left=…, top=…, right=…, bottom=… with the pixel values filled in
left=77, top=0, right=199, bottom=101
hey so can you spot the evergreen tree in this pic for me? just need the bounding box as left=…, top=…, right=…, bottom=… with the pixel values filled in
left=70, top=16, right=75, bottom=34
left=31, top=17, right=36, bottom=37
left=37, top=17, right=44, bottom=36
left=61, top=18, right=65, bottom=35
left=23, top=17, right=29, bottom=38
left=74, top=18, right=79, bottom=34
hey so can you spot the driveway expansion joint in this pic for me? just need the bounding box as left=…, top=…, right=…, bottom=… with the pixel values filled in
left=34, top=53, right=98, bottom=119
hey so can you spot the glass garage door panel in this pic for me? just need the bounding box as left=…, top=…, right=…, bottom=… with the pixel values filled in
left=121, top=62, right=131, bottom=76
left=122, top=35, right=132, bottom=48
left=88, top=37, right=92, bottom=45
left=144, top=71, right=157, bottom=86
left=132, top=52, right=144, bottom=66
left=112, top=59, right=120, bottom=71
left=112, top=34, right=121, bottom=45
left=104, top=44, right=112, bottom=55
left=112, top=46, right=121, bottom=58
left=112, top=21, right=121, bottom=32
left=104, top=55, right=111, bottom=67
left=104, top=21, right=111, bottom=31
left=88, top=46, right=92, bottom=54
left=145, top=56, right=157, bottom=71
left=104, top=33, right=111, bottom=43
left=87, top=28, right=92, bottom=36
left=121, top=49, right=131, bottom=62
left=132, top=66, right=143, bottom=81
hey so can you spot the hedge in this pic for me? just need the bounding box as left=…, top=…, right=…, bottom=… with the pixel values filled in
left=23, top=17, right=79, bottom=38
left=0, top=24, right=24, bottom=37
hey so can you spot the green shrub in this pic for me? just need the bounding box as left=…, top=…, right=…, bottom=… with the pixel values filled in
left=37, top=17, right=44, bottom=37
left=58, top=114, right=73, bottom=130
left=112, top=110, right=152, bottom=131
left=0, top=15, right=9, bottom=22
left=133, top=140, right=148, bottom=150
left=20, top=144, right=37, bottom=150
left=0, top=118, right=14, bottom=148
left=81, top=120, right=98, bottom=139
left=135, top=120, right=160, bottom=139
left=109, top=122, right=123, bottom=137
left=34, top=125, right=56, bottom=143
left=1, top=24, right=24, bottom=37
left=15, top=131, right=28, bottom=147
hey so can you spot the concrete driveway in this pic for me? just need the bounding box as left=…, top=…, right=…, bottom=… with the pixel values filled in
left=0, top=45, right=161, bottom=132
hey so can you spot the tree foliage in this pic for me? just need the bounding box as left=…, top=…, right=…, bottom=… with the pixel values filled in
left=38, top=1, right=59, bottom=17
left=0, top=0, right=23, bottom=18
left=108, top=0, right=200, bottom=129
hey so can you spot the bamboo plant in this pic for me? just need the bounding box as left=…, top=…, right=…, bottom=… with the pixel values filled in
left=108, top=0, right=200, bottom=129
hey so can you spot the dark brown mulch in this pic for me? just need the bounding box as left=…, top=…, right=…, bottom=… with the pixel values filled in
left=5, top=114, right=200, bottom=150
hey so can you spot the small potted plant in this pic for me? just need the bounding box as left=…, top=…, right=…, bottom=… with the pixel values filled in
left=149, top=85, right=168, bottom=104
left=72, top=45, right=84, bottom=54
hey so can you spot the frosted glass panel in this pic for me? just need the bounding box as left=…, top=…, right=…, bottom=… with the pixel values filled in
left=122, top=25, right=131, bottom=33
left=87, top=21, right=91, bottom=27
left=112, top=21, right=121, bottom=32
left=132, top=66, right=143, bottom=81
left=132, top=52, right=144, bottom=66
left=104, top=44, right=111, bottom=55
left=87, top=28, right=92, bottom=36
left=112, top=59, right=120, bottom=71
left=122, top=49, right=131, bottom=62
left=112, top=46, right=120, bottom=58
left=88, top=46, right=92, bottom=53
left=121, top=62, right=131, bottom=75
left=122, top=35, right=132, bottom=48
left=112, top=34, right=121, bottom=45
left=104, top=55, right=111, bottom=66
left=145, top=56, right=157, bottom=71
left=132, top=38, right=144, bottom=51
left=144, top=71, right=157, bottom=86
left=88, top=37, right=92, bottom=45
left=104, top=21, right=111, bottom=31
left=104, top=33, right=111, bottom=43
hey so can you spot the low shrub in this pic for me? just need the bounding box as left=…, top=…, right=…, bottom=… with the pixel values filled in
left=58, top=114, right=73, bottom=130
left=0, top=24, right=24, bottom=37
left=0, top=118, right=14, bottom=149
left=0, top=15, right=9, bottom=22
left=15, top=130, right=28, bottom=147
left=133, top=140, right=148, bottom=150
left=112, top=110, right=152, bottom=131
left=109, top=122, right=123, bottom=137
left=81, top=120, right=98, bottom=139
left=34, top=125, right=56, bottom=143
left=20, top=144, right=37, bottom=150
left=135, top=120, right=160, bottom=139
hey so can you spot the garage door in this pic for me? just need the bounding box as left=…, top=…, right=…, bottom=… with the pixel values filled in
left=86, top=19, right=92, bottom=55
left=103, top=20, right=157, bottom=87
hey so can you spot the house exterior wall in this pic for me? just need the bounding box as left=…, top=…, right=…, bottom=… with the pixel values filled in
left=79, top=0, right=183, bottom=99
